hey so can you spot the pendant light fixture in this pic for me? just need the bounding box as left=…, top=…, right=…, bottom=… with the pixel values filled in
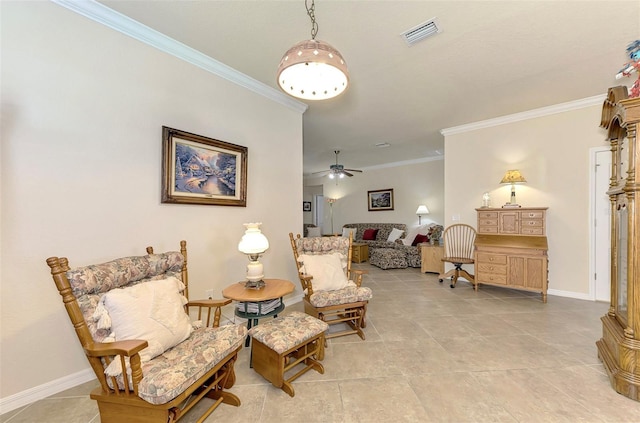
left=276, top=0, right=349, bottom=101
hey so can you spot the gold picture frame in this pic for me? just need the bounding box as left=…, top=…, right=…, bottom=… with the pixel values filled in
left=162, top=126, right=247, bottom=206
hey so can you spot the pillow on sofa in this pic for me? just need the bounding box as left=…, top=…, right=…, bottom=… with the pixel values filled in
left=298, top=253, right=352, bottom=292
left=387, top=228, right=404, bottom=242
left=362, top=228, right=379, bottom=240
left=402, top=225, right=429, bottom=246
left=99, top=276, right=193, bottom=368
left=412, top=234, right=429, bottom=246
left=342, top=227, right=357, bottom=239
left=307, top=226, right=322, bottom=237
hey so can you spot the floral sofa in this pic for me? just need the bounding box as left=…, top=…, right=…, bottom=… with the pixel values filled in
left=342, top=223, right=443, bottom=269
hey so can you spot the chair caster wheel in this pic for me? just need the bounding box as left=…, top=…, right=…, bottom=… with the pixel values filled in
left=439, top=279, right=443, bottom=283
left=450, top=284, right=455, bottom=288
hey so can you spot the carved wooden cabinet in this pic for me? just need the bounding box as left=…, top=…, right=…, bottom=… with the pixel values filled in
left=475, top=207, right=549, bottom=302
left=477, top=207, right=546, bottom=235
left=596, top=86, right=640, bottom=401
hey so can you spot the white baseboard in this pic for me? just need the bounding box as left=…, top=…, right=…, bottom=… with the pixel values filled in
left=0, top=295, right=305, bottom=414
left=0, top=368, right=96, bottom=415
left=547, top=288, right=592, bottom=301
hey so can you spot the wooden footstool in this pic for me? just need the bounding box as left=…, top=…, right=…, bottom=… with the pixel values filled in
left=248, top=311, right=328, bottom=397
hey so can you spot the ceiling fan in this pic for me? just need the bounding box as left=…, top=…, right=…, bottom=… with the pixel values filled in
left=313, top=150, right=363, bottom=179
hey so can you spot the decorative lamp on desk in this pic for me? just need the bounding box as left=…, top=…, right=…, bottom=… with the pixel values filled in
left=238, top=222, right=269, bottom=289
left=416, top=204, right=430, bottom=224
left=500, top=170, right=527, bottom=207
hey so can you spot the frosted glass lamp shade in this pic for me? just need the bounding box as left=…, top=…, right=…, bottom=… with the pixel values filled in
left=238, top=222, right=269, bottom=288
left=238, top=223, right=269, bottom=254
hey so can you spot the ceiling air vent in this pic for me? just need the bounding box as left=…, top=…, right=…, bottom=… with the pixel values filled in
left=401, top=17, right=441, bottom=46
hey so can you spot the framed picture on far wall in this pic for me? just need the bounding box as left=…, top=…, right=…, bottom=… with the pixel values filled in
left=303, top=201, right=312, bottom=212
left=162, top=126, right=247, bottom=206
left=368, top=188, right=394, bottom=211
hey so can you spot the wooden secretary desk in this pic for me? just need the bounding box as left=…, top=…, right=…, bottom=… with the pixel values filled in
left=596, top=86, right=640, bottom=401
left=474, top=207, right=549, bottom=302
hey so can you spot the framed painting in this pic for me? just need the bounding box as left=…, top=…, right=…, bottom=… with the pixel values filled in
left=162, top=126, right=247, bottom=206
left=303, top=201, right=312, bottom=212
left=368, top=188, right=394, bottom=211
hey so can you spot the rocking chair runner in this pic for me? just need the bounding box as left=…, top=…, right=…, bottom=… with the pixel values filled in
left=289, top=233, right=372, bottom=341
left=46, top=241, right=247, bottom=423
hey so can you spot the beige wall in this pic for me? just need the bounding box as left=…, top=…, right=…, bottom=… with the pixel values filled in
left=1, top=2, right=303, bottom=400
left=443, top=104, right=608, bottom=297
left=305, top=158, right=445, bottom=235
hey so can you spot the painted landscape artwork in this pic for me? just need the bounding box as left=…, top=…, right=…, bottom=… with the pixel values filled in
left=174, top=141, right=236, bottom=197
left=162, top=126, right=247, bottom=206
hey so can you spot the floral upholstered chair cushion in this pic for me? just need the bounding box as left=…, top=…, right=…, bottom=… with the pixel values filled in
left=67, top=251, right=247, bottom=405
left=293, top=236, right=372, bottom=307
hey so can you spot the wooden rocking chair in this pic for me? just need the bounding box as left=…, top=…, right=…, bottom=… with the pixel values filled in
left=289, top=233, right=372, bottom=341
left=46, top=241, right=247, bottom=423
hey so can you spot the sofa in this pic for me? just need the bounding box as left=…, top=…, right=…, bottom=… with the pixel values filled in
left=342, top=223, right=443, bottom=269
left=342, top=223, right=407, bottom=249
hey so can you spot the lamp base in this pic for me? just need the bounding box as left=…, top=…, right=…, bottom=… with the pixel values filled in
left=244, top=279, right=266, bottom=290
left=502, top=203, right=522, bottom=208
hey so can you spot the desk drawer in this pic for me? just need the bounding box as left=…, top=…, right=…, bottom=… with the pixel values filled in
left=521, top=219, right=543, bottom=228
left=479, top=219, right=498, bottom=227
left=523, top=211, right=544, bottom=219
left=476, top=253, right=507, bottom=264
left=477, top=263, right=507, bottom=275
left=521, top=227, right=544, bottom=236
left=478, top=211, right=498, bottom=219
left=477, top=272, right=507, bottom=284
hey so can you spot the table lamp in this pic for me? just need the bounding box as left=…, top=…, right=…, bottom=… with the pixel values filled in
left=416, top=205, right=430, bottom=224
left=500, top=170, right=527, bottom=207
left=238, top=222, right=269, bottom=289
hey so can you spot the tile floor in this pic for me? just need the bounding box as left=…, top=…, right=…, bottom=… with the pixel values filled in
left=3, top=264, right=640, bottom=422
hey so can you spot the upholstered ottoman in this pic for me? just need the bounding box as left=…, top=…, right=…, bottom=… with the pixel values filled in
left=248, top=311, right=328, bottom=397
left=369, top=248, right=408, bottom=269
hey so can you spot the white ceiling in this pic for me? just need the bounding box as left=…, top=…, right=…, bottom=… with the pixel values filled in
left=99, top=0, right=640, bottom=176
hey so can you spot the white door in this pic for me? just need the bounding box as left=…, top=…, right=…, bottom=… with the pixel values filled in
left=592, top=147, right=611, bottom=302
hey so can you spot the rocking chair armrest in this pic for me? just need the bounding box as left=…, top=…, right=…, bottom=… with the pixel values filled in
left=350, top=269, right=368, bottom=286
left=187, top=298, right=231, bottom=328
left=84, top=339, right=148, bottom=358
left=188, top=298, right=232, bottom=308
left=299, top=274, right=315, bottom=296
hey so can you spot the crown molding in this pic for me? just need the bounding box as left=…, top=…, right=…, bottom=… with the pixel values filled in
left=50, top=0, right=308, bottom=114
left=440, top=94, right=606, bottom=136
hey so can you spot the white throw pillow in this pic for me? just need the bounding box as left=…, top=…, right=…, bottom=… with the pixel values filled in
left=298, top=253, right=353, bottom=292
left=402, top=225, right=429, bottom=246
left=342, top=227, right=357, bottom=239
left=307, top=226, right=322, bottom=237
left=387, top=227, right=404, bottom=242
left=100, top=276, right=193, bottom=369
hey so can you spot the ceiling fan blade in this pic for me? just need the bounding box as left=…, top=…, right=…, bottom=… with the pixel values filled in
left=344, top=168, right=363, bottom=173
left=343, top=171, right=354, bottom=177
left=312, top=170, right=330, bottom=175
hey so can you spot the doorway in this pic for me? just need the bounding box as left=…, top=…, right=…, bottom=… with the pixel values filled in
left=590, top=147, right=611, bottom=302
left=314, top=194, right=324, bottom=232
